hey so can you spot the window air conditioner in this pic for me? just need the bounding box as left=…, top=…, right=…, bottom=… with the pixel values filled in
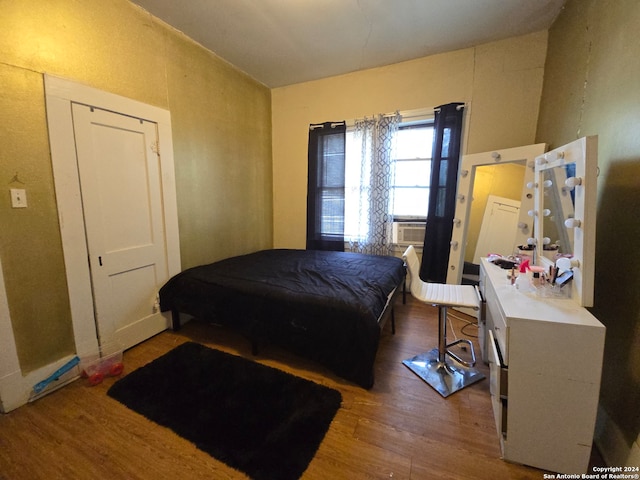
left=391, top=222, right=426, bottom=246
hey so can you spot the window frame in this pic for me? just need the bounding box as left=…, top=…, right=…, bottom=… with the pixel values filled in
left=390, top=119, right=434, bottom=222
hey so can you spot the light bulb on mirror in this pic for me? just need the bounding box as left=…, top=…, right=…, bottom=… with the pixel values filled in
left=543, top=179, right=553, bottom=188
left=542, top=209, right=551, bottom=217
left=543, top=150, right=565, bottom=163
left=557, top=257, right=580, bottom=271
left=526, top=181, right=537, bottom=189
left=564, top=218, right=582, bottom=228
left=528, top=209, right=537, bottom=217
left=543, top=237, right=551, bottom=245
left=527, top=237, right=536, bottom=245
left=565, top=176, right=583, bottom=189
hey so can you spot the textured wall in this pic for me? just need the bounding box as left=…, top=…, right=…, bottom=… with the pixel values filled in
left=271, top=32, right=547, bottom=249
left=537, top=0, right=640, bottom=463
left=0, top=0, right=272, bottom=373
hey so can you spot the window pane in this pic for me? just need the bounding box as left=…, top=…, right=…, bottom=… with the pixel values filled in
left=393, top=187, right=429, bottom=217
left=321, top=135, right=345, bottom=188
left=394, top=160, right=431, bottom=187
left=395, top=126, right=433, bottom=159
left=320, top=189, right=344, bottom=235
left=438, top=159, right=449, bottom=186
left=322, top=156, right=344, bottom=187
left=441, top=127, right=451, bottom=158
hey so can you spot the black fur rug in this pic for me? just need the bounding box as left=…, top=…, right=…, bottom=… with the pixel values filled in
left=107, top=342, right=342, bottom=480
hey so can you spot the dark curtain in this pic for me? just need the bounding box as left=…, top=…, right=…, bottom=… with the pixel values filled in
left=306, top=121, right=346, bottom=251
left=420, top=103, right=465, bottom=282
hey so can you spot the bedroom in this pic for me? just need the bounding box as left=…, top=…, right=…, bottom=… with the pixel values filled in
left=0, top=0, right=638, bottom=476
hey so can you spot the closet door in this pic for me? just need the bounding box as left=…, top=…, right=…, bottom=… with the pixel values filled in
left=72, top=104, right=170, bottom=350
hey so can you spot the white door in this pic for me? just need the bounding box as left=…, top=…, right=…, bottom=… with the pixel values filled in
left=473, top=195, right=521, bottom=263
left=72, top=104, right=170, bottom=350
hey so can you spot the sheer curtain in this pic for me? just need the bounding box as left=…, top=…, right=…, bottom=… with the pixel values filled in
left=346, top=113, right=401, bottom=255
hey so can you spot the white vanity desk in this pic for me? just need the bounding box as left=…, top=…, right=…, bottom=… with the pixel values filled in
left=480, top=257, right=605, bottom=474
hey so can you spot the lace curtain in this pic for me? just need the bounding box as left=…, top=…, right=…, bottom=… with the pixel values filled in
left=346, top=113, right=401, bottom=255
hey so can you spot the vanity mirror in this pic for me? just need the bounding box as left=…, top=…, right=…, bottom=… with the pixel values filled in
left=539, top=163, right=577, bottom=255
left=447, top=143, right=547, bottom=285
left=533, top=136, right=598, bottom=307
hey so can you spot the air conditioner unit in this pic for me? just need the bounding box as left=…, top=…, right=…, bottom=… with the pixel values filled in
left=391, top=222, right=426, bottom=246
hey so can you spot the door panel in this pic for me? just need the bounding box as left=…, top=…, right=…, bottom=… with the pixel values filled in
left=473, top=195, right=521, bottom=264
left=72, top=104, right=170, bottom=350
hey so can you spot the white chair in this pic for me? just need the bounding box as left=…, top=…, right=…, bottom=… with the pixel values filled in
left=402, top=245, right=484, bottom=397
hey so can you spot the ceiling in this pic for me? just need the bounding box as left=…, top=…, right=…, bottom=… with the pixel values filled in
left=130, top=0, right=565, bottom=88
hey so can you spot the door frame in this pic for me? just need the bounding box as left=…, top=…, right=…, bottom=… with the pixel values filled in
left=45, top=74, right=181, bottom=357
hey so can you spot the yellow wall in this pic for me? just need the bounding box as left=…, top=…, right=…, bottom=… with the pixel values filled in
left=271, top=32, right=547, bottom=248
left=0, top=0, right=272, bottom=373
left=537, top=0, right=640, bottom=462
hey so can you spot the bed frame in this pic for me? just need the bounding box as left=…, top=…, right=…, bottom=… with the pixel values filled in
left=170, top=280, right=404, bottom=348
left=160, top=249, right=406, bottom=388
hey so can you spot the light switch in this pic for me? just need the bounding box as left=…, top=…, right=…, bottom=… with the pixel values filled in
left=10, top=188, right=27, bottom=208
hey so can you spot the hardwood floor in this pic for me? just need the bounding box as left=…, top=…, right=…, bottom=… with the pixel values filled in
left=0, top=295, right=601, bottom=479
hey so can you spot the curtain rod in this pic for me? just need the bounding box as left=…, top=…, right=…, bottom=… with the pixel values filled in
left=349, top=103, right=467, bottom=125
left=309, top=121, right=346, bottom=130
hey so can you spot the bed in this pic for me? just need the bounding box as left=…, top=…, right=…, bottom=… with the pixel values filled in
left=158, top=249, right=406, bottom=388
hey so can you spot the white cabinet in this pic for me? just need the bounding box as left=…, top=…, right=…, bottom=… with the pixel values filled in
left=480, top=258, right=605, bottom=474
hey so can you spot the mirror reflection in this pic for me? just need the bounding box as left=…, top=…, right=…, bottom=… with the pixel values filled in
left=466, top=162, right=526, bottom=264
left=541, top=162, right=577, bottom=255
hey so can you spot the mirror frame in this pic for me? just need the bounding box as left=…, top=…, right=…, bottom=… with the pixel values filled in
left=447, top=143, right=547, bottom=285
left=533, top=136, right=598, bottom=307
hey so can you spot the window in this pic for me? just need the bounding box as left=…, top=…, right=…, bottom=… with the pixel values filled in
left=344, top=120, right=434, bottom=235
left=308, top=116, right=435, bottom=252
left=391, top=122, right=434, bottom=219
left=306, top=122, right=346, bottom=251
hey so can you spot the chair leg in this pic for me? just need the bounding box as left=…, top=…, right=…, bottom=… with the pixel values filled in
left=437, top=305, right=447, bottom=362
left=439, top=306, right=477, bottom=366
left=402, top=304, right=485, bottom=397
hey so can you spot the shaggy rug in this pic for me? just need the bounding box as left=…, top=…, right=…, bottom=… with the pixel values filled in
left=107, top=342, right=342, bottom=480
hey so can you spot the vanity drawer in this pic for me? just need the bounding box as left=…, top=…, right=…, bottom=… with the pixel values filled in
left=485, top=280, right=509, bottom=364
left=488, top=329, right=508, bottom=439
left=488, top=330, right=508, bottom=399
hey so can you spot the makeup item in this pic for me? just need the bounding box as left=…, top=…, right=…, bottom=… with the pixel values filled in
left=555, top=270, right=574, bottom=287
left=528, top=265, right=546, bottom=287
left=532, top=272, right=541, bottom=288
left=515, top=260, right=534, bottom=292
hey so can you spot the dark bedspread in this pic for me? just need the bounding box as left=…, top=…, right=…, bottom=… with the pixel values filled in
left=159, top=249, right=405, bottom=388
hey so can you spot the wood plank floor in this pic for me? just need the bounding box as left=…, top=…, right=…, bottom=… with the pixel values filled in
left=0, top=295, right=602, bottom=479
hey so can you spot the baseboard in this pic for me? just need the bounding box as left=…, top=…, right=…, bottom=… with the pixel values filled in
left=595, top=405, right=640, bottom=467
left=0, top=356, right=80, bottom=413
left=0, top=369, right=26, bottom=413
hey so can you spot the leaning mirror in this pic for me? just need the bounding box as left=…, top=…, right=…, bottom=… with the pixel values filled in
left=447, top=143, right=547, bottom=285
left=533, top=136, right=598, bottom=307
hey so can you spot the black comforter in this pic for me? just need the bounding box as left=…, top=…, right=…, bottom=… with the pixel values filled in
left=159, top=249, right=405, bottom=388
